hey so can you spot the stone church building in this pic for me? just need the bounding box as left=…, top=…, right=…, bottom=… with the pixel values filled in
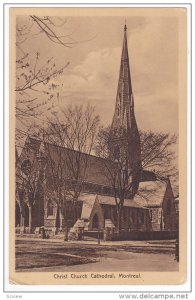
left=15, top=25, right=178, bottom=237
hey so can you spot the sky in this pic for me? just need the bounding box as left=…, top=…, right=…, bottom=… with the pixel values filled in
left=16, top=12, right=180, bottom=134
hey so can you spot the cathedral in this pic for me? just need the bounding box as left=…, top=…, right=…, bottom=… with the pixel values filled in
left=15, top=25, right=178, bottom=239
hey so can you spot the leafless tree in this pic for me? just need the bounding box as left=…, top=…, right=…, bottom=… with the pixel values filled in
left=16, top=15, right=94, bottom=121
left=16, top=16, right=75, bottom=122
left=15, top=15, right=96, bottom=154
left=16, top=104, right=100, bottom=235
left=94, top=126, right=133, bottom=233
left=140, top=130, right=178, bottom=179
left=94, top=126, right=178, bottom=233
left=16, top=147, right=47, bottom=232
left=16, top=15, right=95, bottom=155
left=36, top=104, right=100, bottom=237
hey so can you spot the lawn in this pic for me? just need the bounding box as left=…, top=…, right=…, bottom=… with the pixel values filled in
left=15, top=239, right=176, bottom=271
left=15, top=240, right=115, bottom=270
left=16, top=250, right=97, bottom=270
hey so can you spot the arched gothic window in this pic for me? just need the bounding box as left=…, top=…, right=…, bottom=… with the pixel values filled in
left=47, top=199, right=54, bottom=217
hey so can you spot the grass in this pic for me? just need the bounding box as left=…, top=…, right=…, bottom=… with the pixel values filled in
left=16, top=251, right=96, bottom=270
left=15, top=239, right=176, bottom=271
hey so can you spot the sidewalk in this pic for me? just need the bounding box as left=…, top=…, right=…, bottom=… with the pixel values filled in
left=16, top=236, right=176, bottom=253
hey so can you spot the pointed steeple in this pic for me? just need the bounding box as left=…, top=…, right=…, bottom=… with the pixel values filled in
left=111, top=24, right=136, bottom=132
left=110, top=24, right=142, bottom=196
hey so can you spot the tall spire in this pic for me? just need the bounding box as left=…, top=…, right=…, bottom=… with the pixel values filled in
left=111, top=24, right=135, bottom=131
left=110, top=24, right=142, bottom=196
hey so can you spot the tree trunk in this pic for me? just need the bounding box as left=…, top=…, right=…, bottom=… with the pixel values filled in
left=116, top=208, right=122, bottom=238
left=63, top=213, right=69, bottom=241
left=20, top=209, right=25, bottom=233
left=73, top=204, right=77, bottom=224
left=20, top=212, right=24, bottom=227
left=61, top=208, right=69, bottom=241
left=29, top=206, right=32, bottom=233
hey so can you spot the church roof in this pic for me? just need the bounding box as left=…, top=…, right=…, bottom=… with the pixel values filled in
left=97, top=194, right=146, bottom=209
left=17, top=136, right=156, bottom=192
left=134, top=181, right=167, bottom=208
left=18, top=136, right=113, bottom=186
left=79, top=192, right=146, bottom=209
left=79, top=194, right=97, bottom=220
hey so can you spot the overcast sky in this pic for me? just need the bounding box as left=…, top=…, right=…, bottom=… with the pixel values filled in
left=17, top=13, right=180, bottom=134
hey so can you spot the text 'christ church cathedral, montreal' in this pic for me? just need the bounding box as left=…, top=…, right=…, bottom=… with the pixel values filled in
left=15, top=25, right=178, bottom=240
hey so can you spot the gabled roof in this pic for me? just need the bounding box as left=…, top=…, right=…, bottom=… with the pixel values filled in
left=134, top=181, right=167, bottom=207
left=17, top=136, right=113, bottom=187
left=79, top=192, right=146, bottom=209
left=79, top=194, right=97, bottom=219
left=97, top=194, right=146, bottom=209
left=17, top=136, right=157, bottom=194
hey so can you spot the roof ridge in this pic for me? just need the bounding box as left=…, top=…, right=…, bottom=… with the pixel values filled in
left=27, top=136, right=109, bottom=162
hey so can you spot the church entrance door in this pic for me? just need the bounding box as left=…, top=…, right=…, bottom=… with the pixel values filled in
left=92, top=214, right=99, bottom=230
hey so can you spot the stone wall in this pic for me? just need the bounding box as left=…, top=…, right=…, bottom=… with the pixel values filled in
left=102, top=205, right=151, bottom=232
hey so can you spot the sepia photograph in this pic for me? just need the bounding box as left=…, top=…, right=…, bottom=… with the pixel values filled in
left=8, top=6, right=187, bottom=286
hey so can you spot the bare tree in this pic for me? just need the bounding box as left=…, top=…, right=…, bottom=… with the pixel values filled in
left=36, top=104, right=100, bottom=237
left=16, top=147, right=47, bottom=233
left=15, top=15, right=94, bottom=154
left=16, top=16, right=75, bottom=121
left=94, top=126, right=134, bottom=233
left=94, top=126, right=178, bottom=233
left=15, top=15, right=96, bottom=155
left=16, top=16, right=94, bottom=121
left=140, top=130, right=178, bottom=179
left=15, top=105, right=100, bottom=234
